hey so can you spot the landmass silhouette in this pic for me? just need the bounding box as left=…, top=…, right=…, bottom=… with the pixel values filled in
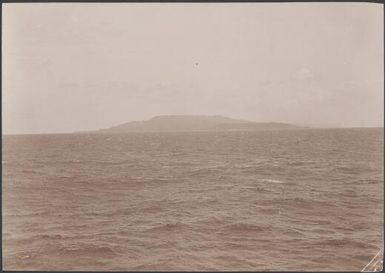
left=90, top=115, right=306, bottom=133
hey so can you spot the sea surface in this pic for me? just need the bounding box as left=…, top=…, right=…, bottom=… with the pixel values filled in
left=2, top=128, right=384, bottom=271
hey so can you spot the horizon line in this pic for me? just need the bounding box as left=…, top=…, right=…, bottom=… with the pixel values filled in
left=3, top=126, right=384, bottom=136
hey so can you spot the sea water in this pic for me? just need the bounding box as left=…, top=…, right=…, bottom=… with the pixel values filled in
left=2, top=128, right=383, bottom=270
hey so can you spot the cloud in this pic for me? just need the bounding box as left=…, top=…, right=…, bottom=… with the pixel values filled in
left=294, top=68, right=314, bottom=80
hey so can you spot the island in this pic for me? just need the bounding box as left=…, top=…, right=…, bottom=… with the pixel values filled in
left=86, top=115, right=306, bottom=133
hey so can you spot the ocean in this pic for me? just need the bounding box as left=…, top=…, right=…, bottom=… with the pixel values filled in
left=2, top=128, right=383, bottom=271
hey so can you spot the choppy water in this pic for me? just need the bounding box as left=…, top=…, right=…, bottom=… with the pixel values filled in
left=2, top=128, right=383, bottom=271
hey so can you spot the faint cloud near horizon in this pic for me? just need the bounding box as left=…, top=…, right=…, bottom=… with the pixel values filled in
left=294, top=68, right=315, bottom=81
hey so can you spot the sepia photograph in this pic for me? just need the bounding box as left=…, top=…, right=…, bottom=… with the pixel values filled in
left=2, top=2, right=384, bottom=271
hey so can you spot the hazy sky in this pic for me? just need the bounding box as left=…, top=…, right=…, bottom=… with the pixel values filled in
left=3, top=3, right=384, bottom=134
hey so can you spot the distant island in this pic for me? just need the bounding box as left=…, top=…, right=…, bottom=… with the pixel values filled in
left=85, top=115, right=306, bottom=133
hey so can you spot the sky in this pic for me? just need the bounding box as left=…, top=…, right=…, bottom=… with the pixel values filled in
left=2, top=3, right=384, bottom=134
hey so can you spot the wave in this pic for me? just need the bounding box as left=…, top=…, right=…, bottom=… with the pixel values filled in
left=145, top=222, right=188, bottom=233
left=29, top=234, right=64, bottom=241
left=318, top=239, right=369, bottom=249
left=259, top=178, right=285, bottom=184
left=222, top=223, right=272, bottom=233
left=57, top=244, right=118, bottom=258
left=333, top=165, right=374, bottom=174
left=284, top=197, right=333, bottom=210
